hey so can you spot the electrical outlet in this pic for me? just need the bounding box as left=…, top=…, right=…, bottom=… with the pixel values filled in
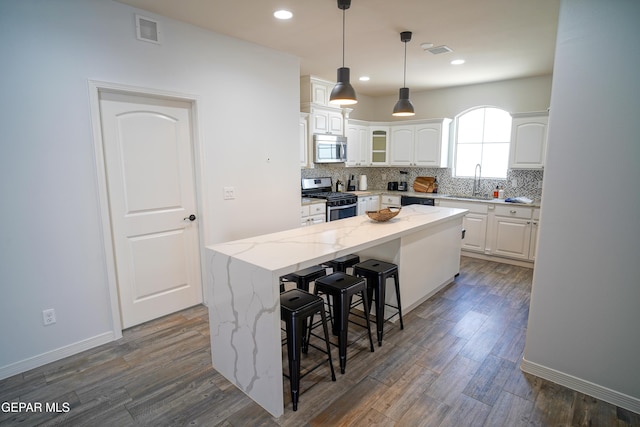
left=223, top=186, right=235, bottom=200
left=42, top=309, right=56, bottom=326
left=538, top=180, right=543, bottom=189
left=511, top=179, right=518, bottom=188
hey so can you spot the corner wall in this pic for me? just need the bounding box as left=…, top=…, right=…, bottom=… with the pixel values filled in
left=523, top=0, right=640, bottom=412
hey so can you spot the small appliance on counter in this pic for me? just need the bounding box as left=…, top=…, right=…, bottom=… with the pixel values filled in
left=358, top=174, right=367, bottom=191
left=347, top=174, right=356, bottom=191
left=398, top=170, right=409, bottom=191
left=387, top=181, right=398, bottom=191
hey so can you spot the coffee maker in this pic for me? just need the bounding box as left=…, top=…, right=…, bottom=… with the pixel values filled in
left=398, top=171, right=409, bottom=191
left=347, top=174, right=356, bottom=191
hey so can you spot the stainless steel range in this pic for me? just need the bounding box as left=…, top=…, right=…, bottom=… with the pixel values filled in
left=301, top=177, right=358, bottom=222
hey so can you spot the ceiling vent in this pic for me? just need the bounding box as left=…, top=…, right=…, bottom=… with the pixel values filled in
left=427, top=45, right=452, bottom=55
left=135, top=14, right=161, bottom=44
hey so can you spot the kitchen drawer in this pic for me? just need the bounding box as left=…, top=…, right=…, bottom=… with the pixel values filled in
left=439, top=200, right=488, bottom=214
left=381, top=195, right=401, bottom=206
left=309, top=203, right=325, bottom=216
left=300, top=205, right=310, bottom=217
left=494, top=205, right=533, bottom=219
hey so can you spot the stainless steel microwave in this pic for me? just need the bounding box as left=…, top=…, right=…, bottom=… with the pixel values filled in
left=313, top=134, right=347, bottom=163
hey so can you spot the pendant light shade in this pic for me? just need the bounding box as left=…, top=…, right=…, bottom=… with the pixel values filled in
left=393, top=87, right=415, bottom=116
left=392, top=31, right=415, bottom=116
left=330, top=67, right=357, bottom=105
left=329, top=0, right=357, bottom=105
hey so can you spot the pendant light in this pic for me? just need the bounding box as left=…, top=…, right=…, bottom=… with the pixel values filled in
left=392, top=31, right=415, bottom=116
left=329, top=0, right=357, bottom=105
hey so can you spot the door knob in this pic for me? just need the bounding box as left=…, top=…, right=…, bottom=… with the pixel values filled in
left=184, top=214, right=197, bottom=222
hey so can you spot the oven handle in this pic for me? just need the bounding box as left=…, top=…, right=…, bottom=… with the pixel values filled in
left=327, top=202, right=357, bottom=211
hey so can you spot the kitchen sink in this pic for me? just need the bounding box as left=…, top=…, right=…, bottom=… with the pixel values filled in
left=442, top=194, right=494, bottom=201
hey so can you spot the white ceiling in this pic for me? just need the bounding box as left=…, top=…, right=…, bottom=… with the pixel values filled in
left=116, top=0, right=560, bottom=97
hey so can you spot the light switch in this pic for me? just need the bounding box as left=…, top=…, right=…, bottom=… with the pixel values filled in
left=223, top=186, right=235, bottom=200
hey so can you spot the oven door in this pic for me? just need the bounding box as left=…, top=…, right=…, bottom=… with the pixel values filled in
left=327, top=203, right=357, bottom=222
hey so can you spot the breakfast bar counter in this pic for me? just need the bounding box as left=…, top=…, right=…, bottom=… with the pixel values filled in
left=205, top=204, right=467, bottom=417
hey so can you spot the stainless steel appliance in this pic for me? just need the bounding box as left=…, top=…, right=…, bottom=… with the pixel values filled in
left=313, top=134, right=347, bottom=163
left=397, top=181, right=408, bottom=191
left=302, top=177, right=357, bottom=222
left=401, top=195, right=435, bottom=206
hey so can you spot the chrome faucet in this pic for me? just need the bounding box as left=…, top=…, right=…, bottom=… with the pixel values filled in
left=472, top=163, right=482, bottom=196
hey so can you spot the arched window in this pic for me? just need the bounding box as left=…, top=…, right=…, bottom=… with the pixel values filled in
left=453, top=106, right=511, bottom=178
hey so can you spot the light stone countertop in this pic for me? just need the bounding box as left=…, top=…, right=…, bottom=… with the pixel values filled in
left=350, top=189, right=541, bottom=208
left=207, top=204, right=468, bottom=275
left=301, top=198, right=326, bottom=206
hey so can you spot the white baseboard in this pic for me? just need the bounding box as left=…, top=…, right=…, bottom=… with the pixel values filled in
left=0, top=332, right=116, bottom=381
left=520, top=357, right=640, bottom=414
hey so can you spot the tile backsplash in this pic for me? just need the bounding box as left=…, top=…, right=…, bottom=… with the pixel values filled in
left=301, top=166, right=543, bottom=202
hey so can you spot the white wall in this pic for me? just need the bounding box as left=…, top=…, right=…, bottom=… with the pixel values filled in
left=0, top=0, right=300, bottom=376
left=348, top=75, right=553, bottom=121
left=523, top=0, right=640, bottom=411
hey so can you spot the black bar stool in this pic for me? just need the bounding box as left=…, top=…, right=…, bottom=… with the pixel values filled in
left=280, top=265, right=327, bottom=293
left=280, top=265, right=328, bottom=350
left=280, top=289, right=336, bottom=411
left=310, top=272, right=375, bottom=374
left=353, top=259, right=404, bottom=346
left=324, top=254, right=360, bottom=274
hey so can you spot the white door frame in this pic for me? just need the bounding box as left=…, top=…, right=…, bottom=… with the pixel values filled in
left=88, top=80, right=207, bottom=338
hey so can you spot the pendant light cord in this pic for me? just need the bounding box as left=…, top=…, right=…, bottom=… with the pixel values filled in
left=403, top=40, right=407, bottom=88
left=341, top=8, right=346, bottom=67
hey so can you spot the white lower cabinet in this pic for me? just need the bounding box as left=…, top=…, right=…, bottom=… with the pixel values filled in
left=439, top=199, right=540, bottom=264
left=380, top=195, right=401, bottom=209
left=301, top=202, right=326, bottom=226
left=529, top=208, right=540, bottom=261
left=439, top=200, right=488, bottom=253
left=489, top=205, right=538, bottom=261
left=358, top=195, right=380, bottom=215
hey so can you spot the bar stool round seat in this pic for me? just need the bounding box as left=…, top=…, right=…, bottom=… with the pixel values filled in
left=325, top=254, right=361, bottom=273
left=353, top=259, right=404, bottom=346
left=280, top=265, right=327, bottom=293
left=280, top=289, right=336, bottom=411
left=311, top=272, right=375, bottom=374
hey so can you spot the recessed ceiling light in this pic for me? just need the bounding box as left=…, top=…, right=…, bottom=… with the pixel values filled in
left=451, top=59, right=465, bottom=65
left=359, top=76, right=370, bottom=81
left=273, top=10, right=293, bottom=20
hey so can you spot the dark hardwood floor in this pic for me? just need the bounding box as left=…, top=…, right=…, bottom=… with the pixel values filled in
left=1, top=257, right=638, bottom=426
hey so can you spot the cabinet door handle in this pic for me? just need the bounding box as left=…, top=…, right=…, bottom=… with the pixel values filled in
left=510, top=210, right=517, bottom=214
left=527, top=221, right=531, bottom=224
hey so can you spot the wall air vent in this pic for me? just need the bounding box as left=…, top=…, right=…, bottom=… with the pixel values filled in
left=427, top=45, right=453, bottom=55
left=135, top=14, right=161, bottom=44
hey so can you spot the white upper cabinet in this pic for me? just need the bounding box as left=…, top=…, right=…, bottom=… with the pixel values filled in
left=390, top=126, right=414, bottom=166
left=346, top=121, right=370, bottom=166
left=389, top=119, right=451, bottom=167
left=299, top=113, right=309, bottom=168
left=414, top=120, right=451, bottom=167
left=509, top=112, right=549, bottom=169
left=370, top=126, right=390, bottom=166
left=308, top=105, right=344, bottom=135
left=301, top=75, right=333, bottom=107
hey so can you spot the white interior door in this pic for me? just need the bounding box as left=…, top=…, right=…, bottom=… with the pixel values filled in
left=99, top=91, right=202, bottom=328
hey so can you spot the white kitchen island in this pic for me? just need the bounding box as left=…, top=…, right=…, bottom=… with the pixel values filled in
left=205, top=204, right=467, bottom=417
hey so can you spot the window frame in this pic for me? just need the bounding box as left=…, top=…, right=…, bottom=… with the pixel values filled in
left=452, top=106, right=512, bottom=179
